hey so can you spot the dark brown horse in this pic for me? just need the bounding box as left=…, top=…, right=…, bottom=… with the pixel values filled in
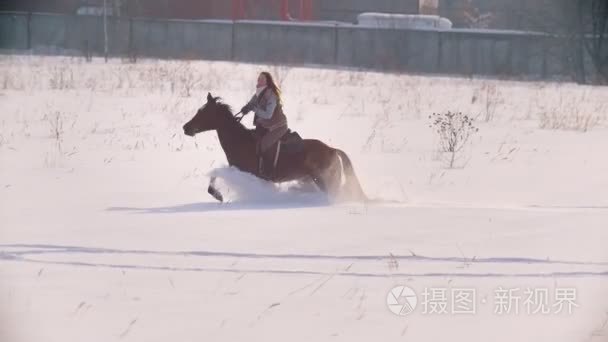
left=183, top=93, right=367, bottom=202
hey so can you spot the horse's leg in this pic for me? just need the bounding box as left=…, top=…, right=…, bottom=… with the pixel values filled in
left=323, top=153, right=343, bottom=201
left=288, top=177, right=318, bottom=193
left=312, top=176, right=327, bottom=193
left=207, top=176, right=224, bottom=202
left=309, top=151, right=342, bottom=201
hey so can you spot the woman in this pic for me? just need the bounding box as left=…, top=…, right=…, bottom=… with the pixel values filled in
left=241, top=71, right=289, bottom=179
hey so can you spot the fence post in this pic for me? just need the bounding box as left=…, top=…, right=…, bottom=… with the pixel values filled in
left=103, top=0, right=108, bottom=62
left=26, top=12, right=31, bottom=50
left=507, top=37, right=513, bottom=76
left=230, top=21, right=236, bottom=61
left=541, top=36, right=548, bottom=80
left=333, top=24, right=338, bottom=65
left=128, top=16, right=135, bottom=62
left=436, top=31, right=442, bottom=73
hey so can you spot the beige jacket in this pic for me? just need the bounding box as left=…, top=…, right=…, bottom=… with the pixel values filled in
left=246, top=88, right=288, bottom=131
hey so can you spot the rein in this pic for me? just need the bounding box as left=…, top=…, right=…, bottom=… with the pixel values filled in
left=234, top=110, right=246, bottom=123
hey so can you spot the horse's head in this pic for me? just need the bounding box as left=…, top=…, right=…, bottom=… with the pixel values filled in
left=183, top=93, right=226, bottom=136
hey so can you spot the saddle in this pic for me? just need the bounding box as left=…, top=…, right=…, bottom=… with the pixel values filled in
left=256, top=129, right=304, bottom=180
left=278, top=129, right=304, bottom=154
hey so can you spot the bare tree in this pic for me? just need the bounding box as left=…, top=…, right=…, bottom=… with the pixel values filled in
left=522, top=0, right=608, bottom=84
left=459, top=0, right=606, bottom=83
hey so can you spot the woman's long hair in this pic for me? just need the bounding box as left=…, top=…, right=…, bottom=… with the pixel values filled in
left=260, top=71, right=282, bottom=105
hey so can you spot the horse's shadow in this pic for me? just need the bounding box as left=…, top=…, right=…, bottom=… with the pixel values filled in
left=106, top=198, right=330, bottom=214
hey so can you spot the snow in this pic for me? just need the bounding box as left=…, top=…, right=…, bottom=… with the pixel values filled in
left=207, top=166, right=328, bottom=205
left=357, top=13, right=453, bottom=30
left=1, top=55, right=608, bottom=342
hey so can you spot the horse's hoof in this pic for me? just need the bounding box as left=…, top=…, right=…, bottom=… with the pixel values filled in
left=208, top=185, right=224, bottom=203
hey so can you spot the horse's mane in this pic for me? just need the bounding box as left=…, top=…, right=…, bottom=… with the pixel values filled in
left=214, top=97, right=233, bottom=115
left=213, top=97, right=252, bottom=137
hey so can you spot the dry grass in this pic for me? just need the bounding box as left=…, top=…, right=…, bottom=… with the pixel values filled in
left=1, top=56, right=606, bottom=168
left=537, top=89, right=604, bottom=132
left=473, top=82, right=503, bottom=122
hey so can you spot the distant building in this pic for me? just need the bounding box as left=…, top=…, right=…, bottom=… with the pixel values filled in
left=314, top=0, right=420, bottom=23
left=5, top=0, right=558, bottom=31
left=0, top=0, right=423, bottom=22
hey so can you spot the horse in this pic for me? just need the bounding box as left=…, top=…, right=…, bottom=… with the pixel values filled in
left=182, top=93, right=367, bottom=202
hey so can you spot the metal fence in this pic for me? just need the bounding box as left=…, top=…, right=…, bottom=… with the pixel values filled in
left=0, top=11, right=590, bottom=80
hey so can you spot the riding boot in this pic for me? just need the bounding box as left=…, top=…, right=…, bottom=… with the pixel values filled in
left=256, top=143, right=264, bottom=178
left=258, top=145, right=276, bottom=180
left=263, top=147, right=275, bottom=180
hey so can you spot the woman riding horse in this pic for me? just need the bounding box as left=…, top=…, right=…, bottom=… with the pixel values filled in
left=240, top=72, right=289, bottom=179
left=182, top=84, right=368, bottom=202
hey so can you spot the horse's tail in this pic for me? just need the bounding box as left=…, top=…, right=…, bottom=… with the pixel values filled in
left=334, top=149, right=368, bottom=201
